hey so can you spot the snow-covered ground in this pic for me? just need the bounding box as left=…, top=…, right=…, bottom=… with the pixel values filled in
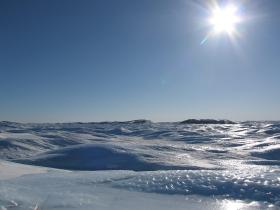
left=0, top=120, right=280, bottom=209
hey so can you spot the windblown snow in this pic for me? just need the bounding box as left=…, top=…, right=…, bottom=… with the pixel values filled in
left=0, top=120, right=280, bottom=209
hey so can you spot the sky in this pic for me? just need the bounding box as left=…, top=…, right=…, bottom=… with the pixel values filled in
left=0, top=0, right=280, bottom=122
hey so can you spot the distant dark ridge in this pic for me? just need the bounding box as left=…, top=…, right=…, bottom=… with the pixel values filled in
left=0, top=120, right=153, bottom=126
left=180, top=119, right=236, bottom=125
left=0, top=121, right=16, bottom=124
left=0, top=121, right=20, bottom=127
left=93, top=119, right=152, bottom=124
left=127, top=119, right=152, bottom=124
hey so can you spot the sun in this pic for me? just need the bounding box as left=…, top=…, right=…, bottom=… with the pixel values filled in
left=209, top=4, right=241, bottom=35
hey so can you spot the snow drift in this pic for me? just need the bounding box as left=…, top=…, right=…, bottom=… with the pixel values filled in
left=15, top=144, right=190, bottom=171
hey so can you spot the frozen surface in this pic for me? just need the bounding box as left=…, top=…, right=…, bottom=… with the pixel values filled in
left=0, top=161, right=47, bottom=180
left=0, top=120, right=280, bottom=209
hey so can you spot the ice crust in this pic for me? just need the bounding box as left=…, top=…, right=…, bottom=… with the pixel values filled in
left=0, top=121, right=280, bottom=209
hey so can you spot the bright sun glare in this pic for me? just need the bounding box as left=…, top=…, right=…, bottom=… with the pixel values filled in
left=209, top=4, right=241, bottom=35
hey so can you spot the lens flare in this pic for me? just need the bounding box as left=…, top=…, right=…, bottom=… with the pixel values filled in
left=209, top=4, right=241, bottom=35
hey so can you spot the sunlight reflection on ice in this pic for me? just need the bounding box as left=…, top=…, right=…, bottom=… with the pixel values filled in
left=219, top=199, right=263, bottom=210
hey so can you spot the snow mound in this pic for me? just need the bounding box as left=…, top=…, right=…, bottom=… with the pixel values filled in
left=15, top=144, right=189, bottom=171
left=251, top=145, right=280, bottom=160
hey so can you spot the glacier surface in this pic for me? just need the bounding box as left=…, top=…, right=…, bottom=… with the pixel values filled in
left=0, top=120, right=280, bottom=209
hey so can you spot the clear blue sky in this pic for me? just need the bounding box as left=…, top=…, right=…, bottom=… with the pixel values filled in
left=0, top=0, right=280, bottom=122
